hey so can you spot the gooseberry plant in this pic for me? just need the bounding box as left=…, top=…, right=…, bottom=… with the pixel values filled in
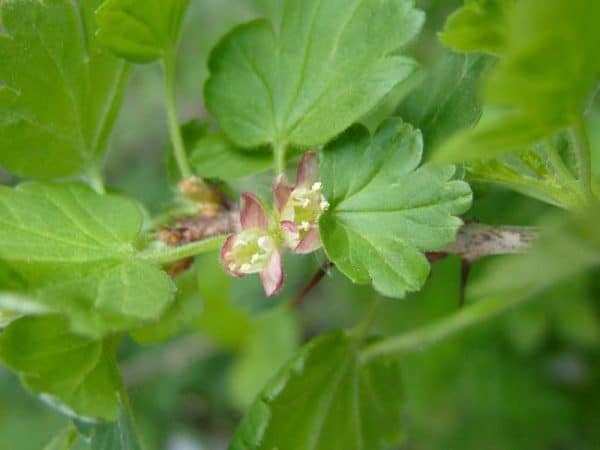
left=0, top=0, right=599, bottom=448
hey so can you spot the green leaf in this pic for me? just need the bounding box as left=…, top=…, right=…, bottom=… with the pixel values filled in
left=190, top=134, right=274, bottom=180
left=74, top=406, right=143, bottom=450
left=205, top=0, right=424, bottom=149
left=229, top=331, right=405, bottom=450
left=466, top=139, right=587, bottom=209
left=0, top=0, right=129, bottom=179
left=471, top=204, right=600, bottom=301
left=436, top=0, right=600, bottom=163
left=0, top=183, right=174, bottom=338
left=95, top=0, right=191, bottom=63
left=397, top=50, right=493, bottom=153
left=166, top=120, right=273, bottom=182
left=195, top=253, right=253, bottom=349
left=439, top=0, right=513, bottom=54
left=0, top=315, right=121, bottom=421
left=228, top=306, right=300, bottom=410
left=319, top=119, right=472, bottom=298
left=43, top=427, right=79, bottom=450
left=131, top=262, right=203, bottom=344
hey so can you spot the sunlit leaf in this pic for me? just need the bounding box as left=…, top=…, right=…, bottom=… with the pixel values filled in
left=0, top=183, right=174, bottom=338
left=320, top=119, right=472, bottom=298
left=205, top=0, right=424, bottom=150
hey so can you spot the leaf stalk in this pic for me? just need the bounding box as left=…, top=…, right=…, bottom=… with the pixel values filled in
left=360, top=293, right=531, bottom=364
left=140, top=236, right=226, bottom=265
left=163, top=56, right=194, bottom=179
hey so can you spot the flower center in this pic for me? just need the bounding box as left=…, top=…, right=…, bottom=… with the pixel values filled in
left=225, top=230, right=275, bottom=274
left=282, top=182, right=330, bottom=231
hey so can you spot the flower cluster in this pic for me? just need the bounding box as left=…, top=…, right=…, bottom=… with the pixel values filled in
left=220, top=152, right=329, bottom=297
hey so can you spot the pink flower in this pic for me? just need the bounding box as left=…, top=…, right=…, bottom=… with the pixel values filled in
left=220, top=193, right=283, bottom=297
left=273, top=152, right=329, bottom=254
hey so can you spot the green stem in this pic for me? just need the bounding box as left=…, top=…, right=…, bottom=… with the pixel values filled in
left=570, top=115, right=595, bottom=201
left=86, top=167, right=106, bottom=194
left=140, top=236, right=226, bottom=265
left=163, top=56, right=193, bottom=179
left=360, top=293, right=530, bottom=364
left=274, top=142, right=288, bottom=174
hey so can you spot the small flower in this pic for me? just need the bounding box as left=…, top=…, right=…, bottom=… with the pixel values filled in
left=273, top=152, right=329, bottom=254
left=221, top=193, right=283, bottom=297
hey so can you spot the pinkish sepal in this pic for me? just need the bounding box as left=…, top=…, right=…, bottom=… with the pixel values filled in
left=296, top=152, right=320, bottom=189
left=240, top=192, right=269, bottom=230
left=273, top=174, right=293, bottom=213
left=260, top=251, right=284, bottom=297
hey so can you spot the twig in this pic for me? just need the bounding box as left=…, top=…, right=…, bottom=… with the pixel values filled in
left=288, top=261, right=334, bottom=309
left=437, top=223, right=538, bottom=262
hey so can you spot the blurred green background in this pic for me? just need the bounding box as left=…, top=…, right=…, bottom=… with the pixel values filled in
left=1, top=1, right=599, bottom=449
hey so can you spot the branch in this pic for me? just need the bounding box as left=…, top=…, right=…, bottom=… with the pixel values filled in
left=434, top=223, right=538, bottom=262
left=157, top=210, right=538, bottom=263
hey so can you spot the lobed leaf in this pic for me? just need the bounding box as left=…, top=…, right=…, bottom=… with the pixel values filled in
left=319, top=119, right=472, bottom=298
left=0, top=0, right=129, bottom=179
left=95, top=0, right=191, bottom=63
left=0, top=315, right=121, bottom=421
left=229, top=331, right=405, bottom=450
left=205, top=0, right=424, bottom=150
left=0, top=183, right=174, bottom=338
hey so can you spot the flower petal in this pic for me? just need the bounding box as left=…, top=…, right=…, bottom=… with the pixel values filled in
left=280, top=220, right=300, bottom=249
left=273, top=174, right=293, bottom=213
left=296, top=152, right=319, bottom=188
left=260, top=251, right=284, bottom=297
left=294, top=225, right=322, bottom=254
left=240, top=192, right=269, bottom=230
left=220, top=235, right=244, bottom=277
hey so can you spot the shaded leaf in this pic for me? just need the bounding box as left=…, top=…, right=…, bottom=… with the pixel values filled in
left=319, top=119, right=472, bottom=298
left=74, top=406, right=143, bottom=450
left=228, top=306, right=300, bottom=410
left=230, top=331, right=405, bottom=450
left=397, top=50, right=493, bottom=153
left=0, top=315, right=121, bottom=421
left=466, top=139, right=587, bottom=209
left=436, top=0, right=600, bottom=163
left=439, top=0, right=512, bottom=54
left=195, top=253, right=254, bottom=349
left=96, top=0, right=191, bottom=63
left=0, top=0, right=129, bottom=179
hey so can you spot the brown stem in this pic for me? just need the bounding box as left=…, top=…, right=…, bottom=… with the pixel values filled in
left=288, top=261, right=334, bottom=309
